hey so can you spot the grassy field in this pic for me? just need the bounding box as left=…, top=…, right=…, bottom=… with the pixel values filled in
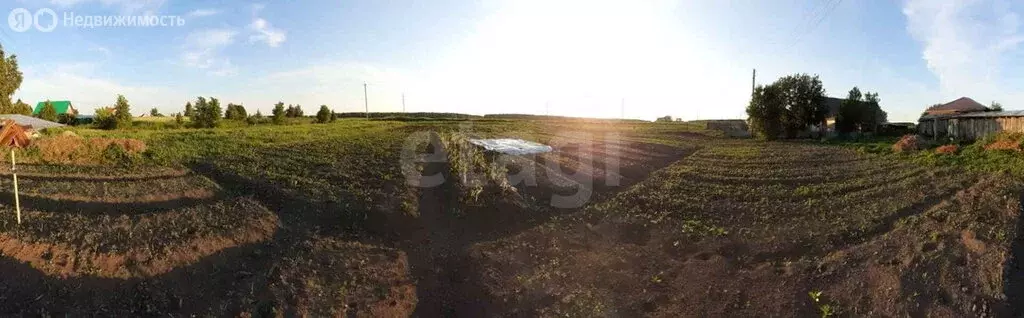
left=0, top=118, right=1020, bottom=316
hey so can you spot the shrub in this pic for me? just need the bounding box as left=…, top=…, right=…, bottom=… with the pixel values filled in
left=892, top=134, right=923, bottom=153
left=102, top=143, right=137, bottom=166
left=936, top=144, right=958, bottom=154
left=57, top=113, right=77, bottom=125
left=94, top=107, right=117, bottom=130
left=316, top=105, right=331, bottom=123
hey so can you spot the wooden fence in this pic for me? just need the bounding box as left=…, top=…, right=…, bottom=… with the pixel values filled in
left=919, top=116, right=1024, bottom=140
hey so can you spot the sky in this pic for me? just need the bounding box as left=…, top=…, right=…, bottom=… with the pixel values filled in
left=0, top=0, right=1022, bottom=122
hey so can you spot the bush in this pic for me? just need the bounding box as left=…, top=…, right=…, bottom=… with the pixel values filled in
left=316, top=105, right=331, bottom=123
left=936, top=144, right=959, bottom=154
left=94, top=107, right=117, bottom=130
left=57, top=113, right=77, bottom=125
left=892, top=134, right=923, bottom=153
left=101, top=143, right=137, bottom=166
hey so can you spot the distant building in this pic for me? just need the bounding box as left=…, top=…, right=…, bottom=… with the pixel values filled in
left=33, top=100, right=78, bottom=116
left=918, top=97, right=1020, bottom=140
left=922, top=97, right=988, bottom=116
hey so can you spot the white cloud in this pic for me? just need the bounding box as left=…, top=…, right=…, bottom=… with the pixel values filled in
left=17, top=62, right=183, bottom=116
left=903, top=0, right=1024, bottom=100
left=186, top=8, right=220, bottom=18
left=181, top=28, right=238, bottom=76
left=248, top=18, right=286, bottom=47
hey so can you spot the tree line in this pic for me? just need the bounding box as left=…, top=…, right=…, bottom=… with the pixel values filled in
left=746, top=73, right=886, bottom=140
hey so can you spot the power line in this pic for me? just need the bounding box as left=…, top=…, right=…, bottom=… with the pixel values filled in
left=788, top=0, right=843, bottom=48
left=769, top=0, right=834, bottom=49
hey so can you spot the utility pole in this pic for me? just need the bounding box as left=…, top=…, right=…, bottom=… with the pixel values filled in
left=363, top=82, right=369, bottom=119
left=402, top=93, right=406, bottom=113
left=752, top=68, right=756, bottom=95
left=545, top=101, right=550, bottom=116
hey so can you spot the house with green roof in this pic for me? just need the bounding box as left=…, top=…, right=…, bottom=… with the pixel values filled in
left=33, top=100, right=77, bottom=116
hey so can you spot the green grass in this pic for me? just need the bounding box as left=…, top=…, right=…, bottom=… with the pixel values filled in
left=823, top=133, right=1024, bottom=176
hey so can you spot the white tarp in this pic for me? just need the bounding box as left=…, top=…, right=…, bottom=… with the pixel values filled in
left=469, top=138, right=553, bottom=155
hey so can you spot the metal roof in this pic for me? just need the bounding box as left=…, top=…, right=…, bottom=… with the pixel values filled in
left=920, top=110, right=1024, bottom=120
left=33, top=101, right=73, bottom=115
left=0, top=114, right=65, bottom=130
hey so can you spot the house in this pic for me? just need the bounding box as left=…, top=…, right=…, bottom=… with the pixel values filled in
left=32, top=100, right=77, bottom=116
left=918, top=97, right=1019, bottom=140
left=922, top=97, right=988, bottom=116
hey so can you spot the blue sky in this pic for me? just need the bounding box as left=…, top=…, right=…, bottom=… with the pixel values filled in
left=0, top=0, right=1021, bottom=122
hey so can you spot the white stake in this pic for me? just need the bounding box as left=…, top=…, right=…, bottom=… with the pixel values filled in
left=11, top=149, right=19, bottom=224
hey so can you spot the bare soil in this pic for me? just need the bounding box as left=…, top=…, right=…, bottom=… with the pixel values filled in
left=1, top=124, right=1021, bottom=317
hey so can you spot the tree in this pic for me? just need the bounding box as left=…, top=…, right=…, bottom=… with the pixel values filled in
left=285, top=104, right=304, bottom=118
left=10, top=99, right=31, bottom=115
left=150, top=108, right=163, bottom=117
left=114, top=95, right=132, bottom=129
left=316, top=105, right=331, bottom=123
left=255, top=109, right=263, bottom=119
left=272, top=102, right=285, bottom=124
left=37, top=100, right=58, bottom=122
left=655, top=115, right=673, bottom=122
left=0, top=45, right=23, bottom=113
left=991, top=101, right=1004, bottom=112
left=745, top=73, right=826, bottom=139
left=746, top=84, right=785, bottom=140
left=174, top=112, right=184, bottom=127
left=246, top=115, right=258, bottom=126
left=774, top=74, right=826, bottom=138
left=192, top=96, right=223, bottom=128
left=184, top=101, right=194, bottom=117
left=863, top=92, right=886, bottom=133
left=94, top=107, right=117, bottom=130
left=836, top=87, right=863, bottom=134
left=330, top=109, right=337, bottom=122
left=224, top=103, right=248, bottom=120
